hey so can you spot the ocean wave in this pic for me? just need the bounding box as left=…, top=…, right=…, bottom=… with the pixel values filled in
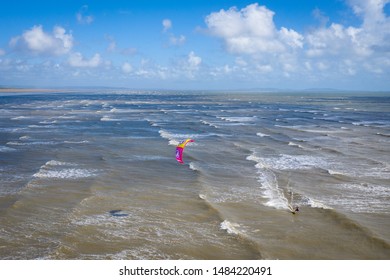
left=320, top=183, right=390, bottom=213
left=0, top=145, right=16, bottom=152
left=220, top=220, right=241, bottom=235
left=33, top=160, right=98, bottom=180
left=256, top=132, right=270, bottom=137
left=376, top=132, right=390, bottom=137
left=214, top=116, right=257, bottom=126
left=63, top=140, right=89, bottom=144
left=306, top=198, right=332, bottom=209
left=100, top=116, right=126, bottom=121
left=288, top=141, right=304, bottom=148
left=28, top=124, right=56, bottom=128
left=246, top=154, right=289, bottom=210
left=33, top=168, right=97, bottom=179
left=131, top=155, right=171, bottom=161
left=247, top=154, right=327, bottom=171
left=158, top=129, right=213, bottom=145
left=6, top=141, right=59, bottom=146
left=327, top=169, right=345, bottom=176
left=352, top=120, right=390, bottom=128
left=11, top=116, right=32, bottom=120
left=218, top=116, right=257, bottom=122
left=45, top=160, right=78, bottom=166
left=200, top=120, right=219, bottom=128
left=189, top=162, right=201, bottom=172
left=328, top=163, right=390, bottom=179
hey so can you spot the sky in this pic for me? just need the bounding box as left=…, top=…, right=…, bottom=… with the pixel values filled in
left=0, top=0, right=389, bottom=91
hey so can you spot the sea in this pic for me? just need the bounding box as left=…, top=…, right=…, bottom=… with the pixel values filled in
left=0, top=90, right=389, bottom=260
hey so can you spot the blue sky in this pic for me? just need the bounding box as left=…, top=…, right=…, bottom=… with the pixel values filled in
left=1, top=0, right=389, bottom=90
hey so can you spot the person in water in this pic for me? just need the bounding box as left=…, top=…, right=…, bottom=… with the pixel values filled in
left=291, top=206, right=299, bottom=214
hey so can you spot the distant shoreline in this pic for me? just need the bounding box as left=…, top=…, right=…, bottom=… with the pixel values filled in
left=1, top=88, right=389, bottom=95
left=0, top=88, right=78, bottom=93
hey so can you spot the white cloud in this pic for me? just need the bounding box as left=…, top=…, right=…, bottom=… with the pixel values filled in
left=183, top=51, right=202, bottom=79
left=68, top=52, right=101, bottom=67
left=107, top=41, right=116, bottom=52
left=279, top=27, right=304, bottom=49
left=187, top=51, right=202, bottom=70
left=76, top=5, right=94, bottom=24
left=235, top=57, right=248, bottom=67
left=306, top=0, right=390, bottom=74
left=169, top=34, right=186, bottom=46
left=124, top=49, right=138, bottom=57
left=162, top=19, right=186, bottom=46
left=205, top=3, right=302, bottom=54
left=204, top=1, right=390, bottom=81
left=306, top=23, right=362, bottom=57
left=256, top=64, right=273, bottom=73
left=10, top=25, right=73, bottom=56
left=162, top=19, right=172, bottom=32
left=312, top=8, right=330, bottom=27
left=348, top=0, right=389, bottom=24
left=0, top=49, right=5, bottom=56
left=121, top=62, right=133, bottom=73
left=169, top=51, right=203, bottom=79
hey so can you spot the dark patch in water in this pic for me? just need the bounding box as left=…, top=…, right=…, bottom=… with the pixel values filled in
left=109, top=209, right=128, bottom=217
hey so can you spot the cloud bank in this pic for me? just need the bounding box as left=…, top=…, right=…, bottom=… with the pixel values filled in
left=204, top=1, right=390, bottom=79
left=205, top=4, right=303, bottom=54
left=9, top=25, right=73, bottom=56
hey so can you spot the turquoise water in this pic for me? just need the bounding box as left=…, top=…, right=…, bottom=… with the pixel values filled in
left=0, top=90, right=389, bottom=259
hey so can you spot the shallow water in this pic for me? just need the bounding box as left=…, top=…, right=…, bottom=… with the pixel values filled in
left=0, top=90, right=389, bottom=259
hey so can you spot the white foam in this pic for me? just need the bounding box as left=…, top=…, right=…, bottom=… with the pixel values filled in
left=218, top=116, right=256, bottom=122
left=33, top=160, right=97, bottom=179
left=0, top=145, right=16, bottom=152
left=189, top=162, right=201, bottom=171
left=256, top=132, right=270, bottom=137
left=327, top=169, right=344, bottom=176
left=7, top=141, right=58, bottom=146
left=57, top=115, right=78, bottom=119
left=64, top=140, right=89, bottom=144
left=258, top=171, right=289, bottom=209
left=307, top=198, right=332, bottom=209
left=247, top=154, right=289, bottom=210
left=328, top=163, right=390, bottom=179
left=352, top=120, right=390, bottom=128
left=200, top=120, right=219, bottom=128
left=320, top=183, right=389, bottom=213
left=288, top=141, right=302, bottom=148
left=45, top=160, right=77, bottom=166
left=158, top=129, right=199, bottom=146
left=33, top=168, right=97, bottom=179
left=264, top=154, right=326, bottom=170
left=28, top=124, right=55, bottom=128
left=220, top=220, right=241, bottom=235
left=39, top=120, right=58, bottom=124
left=100, top=116, right=123, bottom=121
left=11, top=116, right=30, bottom=120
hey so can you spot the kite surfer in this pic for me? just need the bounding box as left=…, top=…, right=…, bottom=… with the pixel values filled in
left=291, top=206, right=299, bottom=214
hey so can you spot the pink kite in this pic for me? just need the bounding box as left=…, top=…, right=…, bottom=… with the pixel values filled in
left=175, top=138, right=194, bottom=164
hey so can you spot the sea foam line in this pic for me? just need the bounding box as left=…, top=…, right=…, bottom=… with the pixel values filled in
left=246, top=154, right=289, bottom=210
left=33, top=160, right=98, bottom=180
